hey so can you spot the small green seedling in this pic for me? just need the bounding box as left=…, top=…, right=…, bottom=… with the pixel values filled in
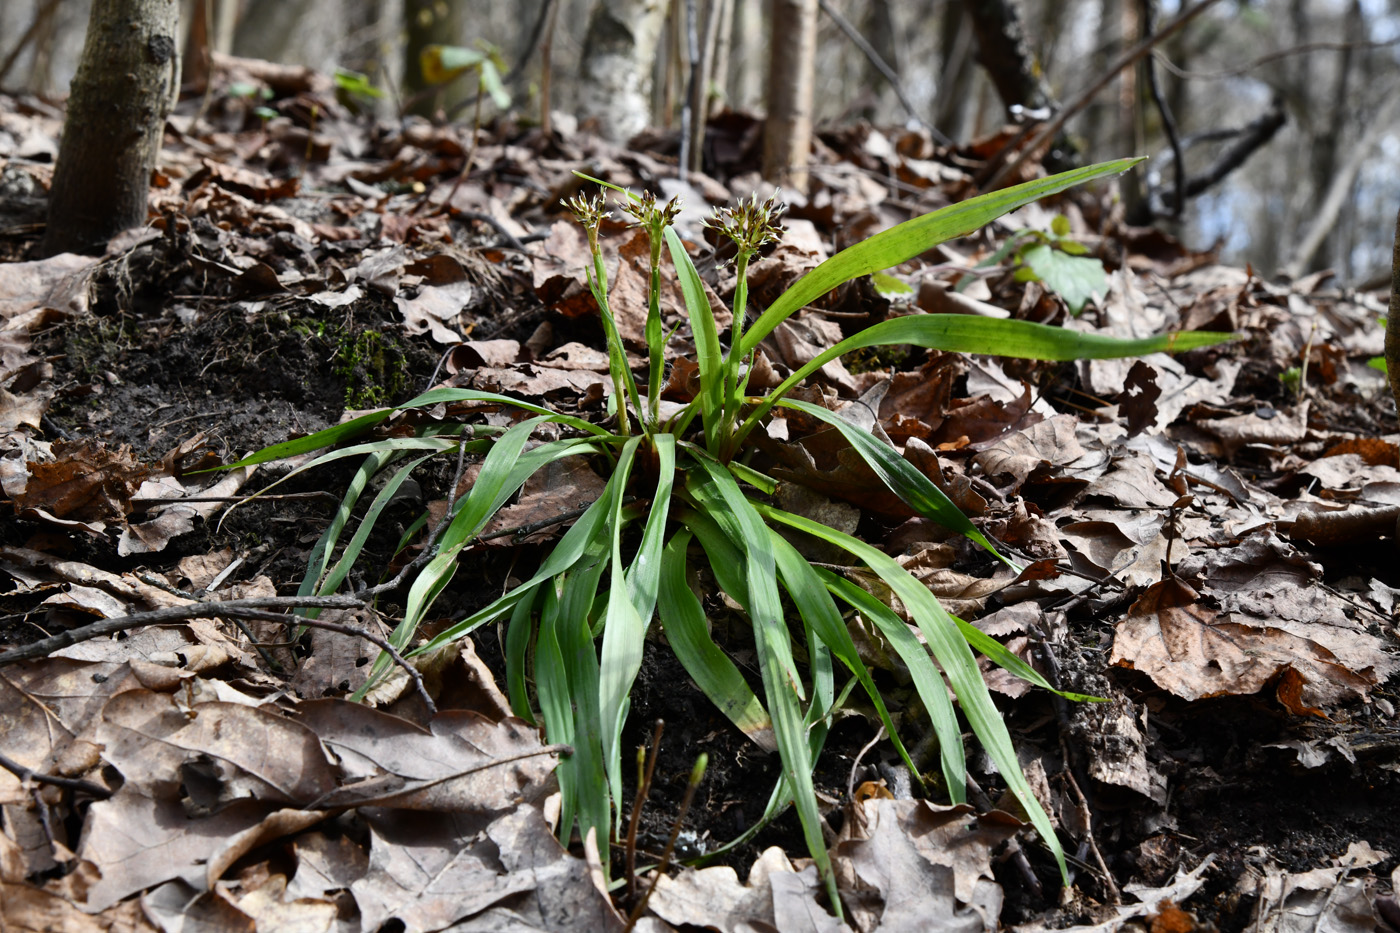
left=334, top=67, right=385, bottom=114
left=960, top=213, right=1108, bottom=315
left=420, top=40, right=510, bottom=110
left=226, top=158, right=1234, bottom=920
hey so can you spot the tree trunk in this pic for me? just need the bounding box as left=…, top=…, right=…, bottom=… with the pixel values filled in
left=1385, top=205, right=1400, bottom=417
left=934, top=0, right=976, bottom=142
left=762, top=0, right=817, bottom=192
left=43, top=0, right=179, bottom=256
left=964, top=0, right=1054, bottom=116
left=1118, top=0, right=1145, bottom=222
left=858, top=0, right=899, bottom=122
left=577, top=0, right=668, bottom=142
left=1308, top=0, right=1362, bottom=272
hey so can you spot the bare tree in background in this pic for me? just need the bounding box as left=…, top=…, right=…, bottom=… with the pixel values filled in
left=578, top=0, right=668, bottom=142
left=233, top=0, right=338, bottom=74
left=43, top=0, right=179, bottom=256
left=964, top=0, right=1055, bottom=117
left=762, top=0, right=817, bottom=192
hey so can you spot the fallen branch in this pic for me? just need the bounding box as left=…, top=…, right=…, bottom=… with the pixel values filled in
left=0, top=594, right=362, bottom=667
left=1289, top=505, right=1400, bottom=547
left=0, top=749, right=113, bottom=799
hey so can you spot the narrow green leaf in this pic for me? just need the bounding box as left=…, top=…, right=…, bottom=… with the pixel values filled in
left=759, top=503, right=1069, bottom=883
left=220, top=408, right=400, bottom=468
left=557, top=548, right=612, bottom=863
left=505, top=587, right=539, bottom=723
left=658, top=530, right=775, bottom=749
left=769, top=532, right=919, bottom=783
left=297, top=449, right=396, bottom=607
left=684, top=450, right=804, bottom=701
left=777, top=398, right=1007, bottom=563
left=754, top=595, right=840, bottom=917
left=665, top=227, right=724, bottom=449
left=680, top=506, right=749, bottom=605
left=625, top=434, right=675, bottom=621
left=404, top=480, right=615, bottom=658
left=598, top=437, right=644, bottom=815
left=535, top=585, right=576, bottom=842
left=740, top=158, right=1147, bottom=355
left=359, top=433, right=600, bottom=692
left=304, top=452, right=436, bottom=620
left=738, top=314, right=1236, bottom=445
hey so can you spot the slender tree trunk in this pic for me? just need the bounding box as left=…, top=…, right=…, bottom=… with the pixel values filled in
left=964, top=0, right=1054, bottom=115
left=762, top=0, right=817, bottom=192
left=1309, top=0, right=1362, bottom=272
left=578, top=0, right=669, bottom=142
left=710, top=0, right=734, bottom=115
left=858, top=0, right=899, bottom=122
left=1385, top=205, right=1400, bottom=416
left=43, top=0, right=179, bottom=256
left=729, top=0, right=764, bottom=111
left=935, top=1, right=976, bottom=142
left=1118, top=0, right=1146, bottom=221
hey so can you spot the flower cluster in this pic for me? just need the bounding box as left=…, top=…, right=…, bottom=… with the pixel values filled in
left=620, top=189, right=684, bottom=232
left=561, top=192, right=611, bottom=251
left=705, top=191, right=786, bottom=254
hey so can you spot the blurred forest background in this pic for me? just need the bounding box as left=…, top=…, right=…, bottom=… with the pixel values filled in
left=3, top=0, right=1397, bottom=284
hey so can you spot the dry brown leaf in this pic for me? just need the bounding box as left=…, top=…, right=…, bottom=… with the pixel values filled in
left=15, top=439, right=148, bottom=522
left=1, top=881, right=158, bottom=932
left=972, top=415, right=1084, bottom=491
left=287, top=608, right=382, bottom=700
left=831, top=799, right=1022, bottom=933
left=647, top=846, right=842, bottom=933
left=291, top=702, right=555, bottom=813
left=480, top=457, right=608, bottom=547
left=1110, top=557, right=1396, bottom=710
left=73, top=793, right=273, bottom=912
left=352, top=805, right=623, bottom=933
left=0, top=252, right=97, bottom=320
left=96, top=689, right=339, bottom=805
left=395, top=282, right=474, bottom=343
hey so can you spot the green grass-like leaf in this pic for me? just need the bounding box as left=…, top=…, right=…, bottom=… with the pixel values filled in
left=740, top=158, right=1146, bottom=356
left=759, top=502, right=1070, bottom=883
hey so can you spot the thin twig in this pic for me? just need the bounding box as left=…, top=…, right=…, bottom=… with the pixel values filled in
left=625, top=719, right=666, bottom=901
left=627, top=754, right=708, bottom=931
left=846, top=724, right=886, bottom=803
left=1139, top=0, right=1184, bottom=219
left=965, top=774, right=1045, bottom=901
left=302, top=741, right=572, bottom=810
left=132, top=491, right=339, bottom=505
left=1060, top=765, right=1120, bottom=904
left=1153, top=35, right=1400, bottom=81
left=0, top=749, right=113, bottom=799
left=0, top=595, right=363, bottom=668
left=257, top=609, right=435, bottom=714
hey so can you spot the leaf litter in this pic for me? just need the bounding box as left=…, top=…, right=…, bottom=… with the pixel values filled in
left=1, top=63, right=1399, bottom=932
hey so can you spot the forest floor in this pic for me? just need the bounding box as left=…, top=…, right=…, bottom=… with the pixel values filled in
left=2, top=62, right=1400, bottom=933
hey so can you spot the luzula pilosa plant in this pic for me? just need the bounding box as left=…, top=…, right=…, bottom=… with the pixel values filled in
left=226, top=158, right=1233, bottom=918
